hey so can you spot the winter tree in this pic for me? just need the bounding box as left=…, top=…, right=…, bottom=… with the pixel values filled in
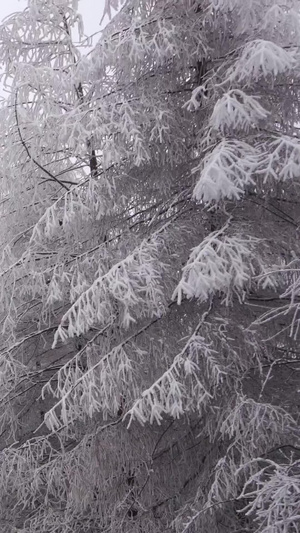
left=0, top=0, right=300, bottom=532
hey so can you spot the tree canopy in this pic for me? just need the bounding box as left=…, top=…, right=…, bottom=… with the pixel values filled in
left=0, top=1, right=300, bottom=532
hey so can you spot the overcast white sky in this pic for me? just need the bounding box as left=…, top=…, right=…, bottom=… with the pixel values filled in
left=0, top=0, right=106, bottom=43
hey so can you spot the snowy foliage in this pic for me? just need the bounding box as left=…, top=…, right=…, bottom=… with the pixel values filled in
left=238, top=459, right=300, bottom=533
left=127, top=315, right=226, bottom=426
left=225, top=40, right=297, bottom=85
left=0, top=1, right=299, bottom=533
left=53, top=235, right=168, bottom=344
left=261, top=135, right=300, bottom=182
left=210, top=90, right=269, bottom=133
left=193, top=140, right=260, bottom=205
left=173, top=226, right=261, bottom=305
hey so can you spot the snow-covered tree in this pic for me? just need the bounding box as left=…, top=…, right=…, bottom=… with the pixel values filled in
left=0, top=0, right=300, bottom=532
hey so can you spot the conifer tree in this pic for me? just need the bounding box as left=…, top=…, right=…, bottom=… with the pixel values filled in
left=0, top=1, right=300, bottom=532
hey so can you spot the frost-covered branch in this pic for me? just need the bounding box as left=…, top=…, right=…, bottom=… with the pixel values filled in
left=173, top=224, right=262, bottom=305
left=53, top=234, right=168, bottom=345
left=209, top=89, right=268, bottom=133
left=237, top=459, right=300, bottom=533
left=126, top=308, right=226, bottom=426
left=224, top=40, right=296, bottom=85
left=192, top=140, right=261, bottom=205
